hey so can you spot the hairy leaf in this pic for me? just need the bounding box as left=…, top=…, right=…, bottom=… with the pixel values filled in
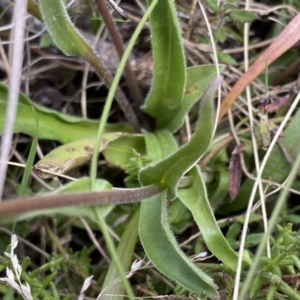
left=165, top=65, right=224, bottom=132
left=139, top=77, right=221, bottom=199
left=0, top=83, right=130, bottom=143
left=143, top=130, right=178, bottom=161
left=139, top=190, right=217, bottom=296
left=178, top=166, right=249, bottom=270
left=142, top=0, right=186, bottom=129
left=39, top=0, right=88, bottom=56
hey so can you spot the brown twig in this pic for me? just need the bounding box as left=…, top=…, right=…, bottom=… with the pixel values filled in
left=94, top=0, right=144, bottom=106
left=84, top=49, right=140, bottom=132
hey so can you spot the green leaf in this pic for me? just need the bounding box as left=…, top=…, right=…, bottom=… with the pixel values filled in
left=225, top=0, right=238, bottom=4
left=229, top=10, right=257, bottom=23
left=286, top=214, right=300, bottom=224
left=93, top=205, right=136, bottom=300
left=214, top=28, right=227, bottom=42
left=40, top=32, right=53, bottom=48
left=142, top=0, right=186, bottom=129
left=38, top=0, right=88, bottom=56
left=207, top=168, right=230, bottom=206
left=139, top=77, right=221, bottom=200
left=217, top=51, right=236, bottom=65
left=165, top=65, right=224, bottom=132
left=41, top=272, right=57, bottom=288
left=61, top=296, right=73, bottom=300
left=139, top=190, right=217, bottom=296
left=245, top=233, right=264, bottom=248
left=0, top=82, right=130, bottom=143
left=143, top=130, right=178, bottom=161
left=33, top=133, right=128, bottom=179
left=204, top=0, right=219, bottom=13
left=39, top=0, right=140, bottom=135
left=178, top=166, right=248, bottom=270
left=226, top=222, right=241, bottom=240
left=103, top=135, right=145, bottom=169
left=281, top=107, right=300, bottom=160
left=168, top=200, right=192, bottom=234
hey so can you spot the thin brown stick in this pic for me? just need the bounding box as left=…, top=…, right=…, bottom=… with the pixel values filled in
left=94, top=0, right=144, bottom=106
left=84, top=49, right=140, bottom=132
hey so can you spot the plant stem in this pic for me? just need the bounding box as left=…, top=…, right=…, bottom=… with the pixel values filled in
left=85, top=49, right=140, bottom=132
left=95, top=0, right=144, bottom=106
left=93, top=208, right=136, bottom=300
left=0, top=178, right=193, bottom=218
left=101, top=208, right=139, bottom=298
left=0, top=184, right=164, bottom=217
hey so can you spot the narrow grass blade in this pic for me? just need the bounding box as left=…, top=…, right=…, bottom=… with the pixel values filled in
left=101, top=208, right=139, bottom=300
left=93, top=208, right=135, bottom=300
left=19, top=107, right=39, bottom=197
left=89, top=0, right=159, bottom=189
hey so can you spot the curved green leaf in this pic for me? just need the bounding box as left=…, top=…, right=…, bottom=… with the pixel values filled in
left=143, top=130, right=178, bottom=161
left=0, top=83, right=130, bottom=143
left=142, top=0, right=186, bottom=129
left=139, top=190, right=217, bottom=296
left=166, top=65, right=225, bottom=132
left=33, top=133, right=129, bottom=179
left=207, top=168, right=230, bottom=206
left=204, top=0, right=219, bottom=13
left=139, top=77, right=221, bottom=199
left=178, top=166, right=249, bottom=270
left=103, top=135, right=145, bottom=169
left=39, top=0, right=140, bottom=134
left=39, top=0, right=88, bottom=56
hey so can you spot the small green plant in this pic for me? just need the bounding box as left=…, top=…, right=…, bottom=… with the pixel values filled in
left=1, top=0, right=300, bottom=299
left=0, top=234, right=94, bottom=299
